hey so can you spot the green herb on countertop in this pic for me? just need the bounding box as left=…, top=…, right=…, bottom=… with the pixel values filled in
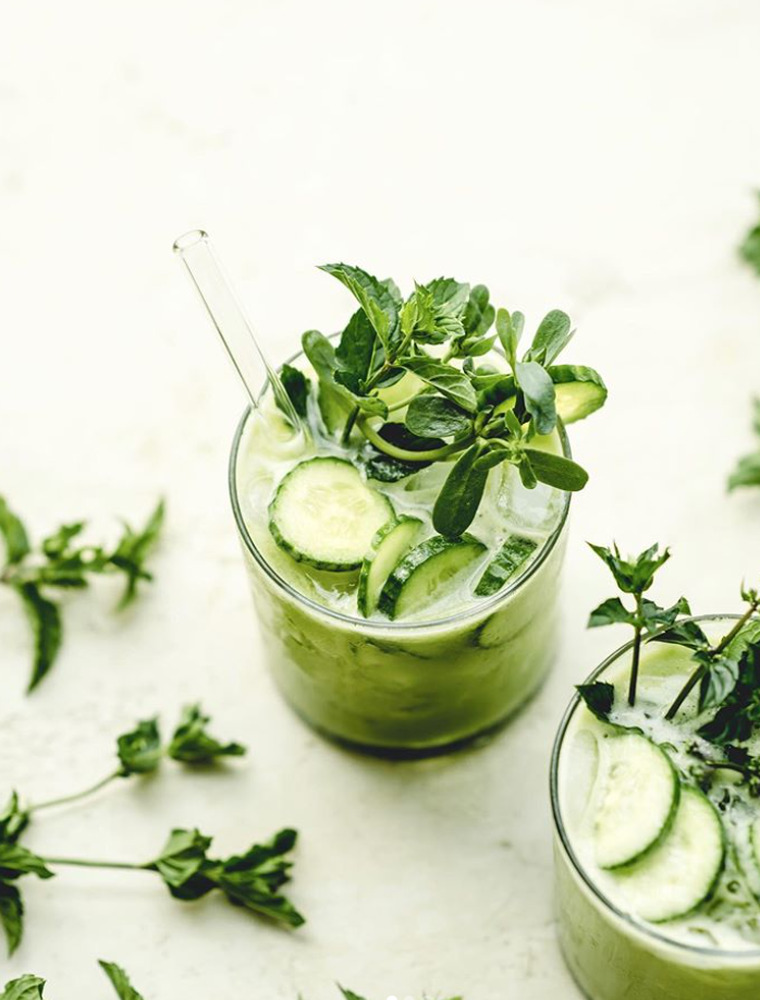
left=0, top=708, right=302, bottom=954
left=585, top=542, right=689, bottom=707
left=0, top=497, right=165, bottom=692
left=739, top=191, right=760, bottom=276
left=291, top=264, right=607, bottom=537
left=728, top=399, right=760, bottom=492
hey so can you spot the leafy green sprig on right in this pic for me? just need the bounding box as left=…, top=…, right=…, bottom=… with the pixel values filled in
left=586, top=542, right=689, bottom=706
left=284, top=264, right=606, bottom=537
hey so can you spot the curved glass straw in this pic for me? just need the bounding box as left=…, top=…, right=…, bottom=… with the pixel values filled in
left=172, top=230, right=304, bottom=433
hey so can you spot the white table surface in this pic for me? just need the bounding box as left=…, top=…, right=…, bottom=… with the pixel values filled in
left=2, top=1, right=760, bottom=996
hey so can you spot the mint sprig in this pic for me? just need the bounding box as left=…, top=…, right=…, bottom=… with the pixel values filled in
left=289, top=265, right=607, bottom=537
left=0, top=706, right=252, bottom=954
left=587, top=542, right=689, bottom=706
left=0, top=497, right=164, bottom=691
left=740, top=191, right=760, bottom=276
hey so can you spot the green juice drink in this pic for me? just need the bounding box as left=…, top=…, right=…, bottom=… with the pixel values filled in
left=229, top=264, right=606, bottom=754
left=552, top=615, right=760, bottom=1000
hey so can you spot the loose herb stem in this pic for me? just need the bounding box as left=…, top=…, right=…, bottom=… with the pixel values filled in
left=341, top=406, right=359, bottom=445
left=29, top=771, right=122, bottom=814
left=665, top=599, right=760, bottom=720
left=45, top=857, right=154, bottom=872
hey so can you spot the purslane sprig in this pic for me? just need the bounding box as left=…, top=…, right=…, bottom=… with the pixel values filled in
left=287, top=264, right=606, bottom=537
left=586, top=542, right=689, bottom=706
left=728, top=399, right=760, bottom=492
left=0, top=497, right=165, bottom=691
left=0, top=707, right=302, bottom=954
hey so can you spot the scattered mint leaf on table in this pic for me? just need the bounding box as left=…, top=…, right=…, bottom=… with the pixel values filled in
left=728, top=399, right=760, bottom=491
left=0, top=497, right=165, bottom=691
left=168, top=704, right=247, bottom=764
left=99, top=961, right=145, bottom=1000
left=117, top=718, right=163, bottom=775
left=1, top=976, right=46, bottom=1000
left=739, top=192, right=760, bottom=275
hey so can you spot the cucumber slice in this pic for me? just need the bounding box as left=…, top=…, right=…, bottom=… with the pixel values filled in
left=357, top=516, right=423, bottom=617
left=378, top=534, right=486, bottom=620
left=474, top=535, right=538, bottom=597
left=593, top=733, right=679, bottom=870
left=548, top=365, right=607, bottom=423
left=268, top=457, right=394, bottom=571
left=612, top=786, right=725, bottom=923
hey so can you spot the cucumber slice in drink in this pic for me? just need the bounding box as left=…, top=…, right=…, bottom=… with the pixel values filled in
left=268, top=457, right=394, bottom=571
left=357, top=516, right=424, bottom=617
left=612, top=786, right=725, bottom=923
left=593, top=733, right=679, bottom=870
left=378, top=534, right=486, bottom=620
left=474, top=535, right=538, bottom=597
left=548, top=365, right=608, bottom=423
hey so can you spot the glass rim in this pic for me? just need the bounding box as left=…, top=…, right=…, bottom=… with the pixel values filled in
left=550, top=612, right=760, bottom=961
left=227, top=344, right=572, bottom=633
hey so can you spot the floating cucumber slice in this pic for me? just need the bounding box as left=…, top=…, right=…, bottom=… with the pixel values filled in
left=612, top=786, right=725, bottom=923
left=268, top=457, right=394, bottom=571
left=474, top=535, right=538, bottom=597
left=548, top=365, right=608, bottom=423
left=378, top=534, right=486, bottom=620
left=593, top=733, right=679, bottom=870
left=357, top=516, right=423, bottom=617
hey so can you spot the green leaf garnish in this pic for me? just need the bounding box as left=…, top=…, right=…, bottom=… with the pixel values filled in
left=1, top=976, right=47, bottom=1000
left=739, top=192, right=760, bottom=275
left=301, top=265, right=605, bottom=535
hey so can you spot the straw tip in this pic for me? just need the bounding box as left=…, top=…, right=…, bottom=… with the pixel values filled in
left=172, top=229, right=209, bottom=254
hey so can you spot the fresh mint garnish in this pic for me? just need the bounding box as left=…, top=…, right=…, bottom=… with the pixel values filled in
left=587, top=542, right=690, bottom=705
left=0, top=497, right=165, bottom=691
left=577, top=682, right=615, bottom=721
left=302, top=264, right=606, bottom=536
left=728, top=399, right=760, bottom=491
left=99, top=962, right=145, bottom=1000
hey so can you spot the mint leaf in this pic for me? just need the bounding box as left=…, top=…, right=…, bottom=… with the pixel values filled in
left=588, top=542, right=670, bottom=595
left=110, top=500, right=165, bottom=611
left=740, top=193, right=760, bottom=275
left=168, top=704, right=246, bottom=765
left=463, top=285, right=495, bottom=340
left=0, top=883, right=23, bottom=956
left=1, top=976, right=46, bottom=1000
left=154, top=828, right=212, bottom=891
left=0, top=499, right=30, bottom=566
left=515, top=362, right=556, bottom=435
left=338, top=990, right=367, bottom=1000
left=117, top=718, right=162, bottom=776
left=335, top=309, right=377, bottom=383
left=495, top=309, right=522, bottom=371
left=99, top=961, right=145, bottom=1000
left=588, top=597, right=637, bottom=628
left=433, top=445, right=488, bottom=536
left=0, top=845, right=54, bottom=881
left=16, top=584, right=62, bottom=693
left=698, top=642, right=760, bottom=743
left=523, top=449, right=588, bottom=491
left=280, top=365, right=310, bottom=419
left=577, top=682, right=615, bottom=721
left=405, top=395, right=472, bottom=439
left=401, top=358, right=477, bottom=413
left=318, top=264, right=400, bottom=353
left=0, top=794, right=29, bottom=846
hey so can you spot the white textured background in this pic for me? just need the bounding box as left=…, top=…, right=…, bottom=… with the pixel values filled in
left=2, top=1, right=760, bottom=997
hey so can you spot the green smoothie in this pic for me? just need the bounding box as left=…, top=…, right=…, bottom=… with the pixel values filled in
left=552, top=616, right=760, bottom=999
left=229, top=264, right=606, bottom=753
